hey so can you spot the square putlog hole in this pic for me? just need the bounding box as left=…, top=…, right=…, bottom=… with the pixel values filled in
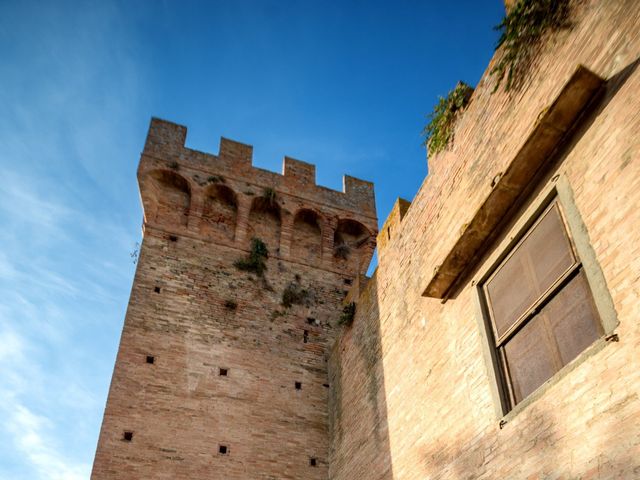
left=310, top=457, right=317, bottom=467
left=123, top=431, right=133, bottom=442
left=295, top=381, right=302, bottom=390
left=219, top=368, right=228, bottom=376
left=219, top=445, right=228, bottom=455
left=154, top=286, right=161, bottom=293
left=146, top=355, right=155, bottom=364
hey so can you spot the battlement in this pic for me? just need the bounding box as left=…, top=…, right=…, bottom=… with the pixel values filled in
left=142, top=118, right=376, bottom=218
left=137, top=117, right=378, bottom=275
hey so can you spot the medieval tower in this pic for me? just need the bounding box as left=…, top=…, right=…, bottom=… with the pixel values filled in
left=90, top=118, right=377, bottom=479
left=93, top=2, right=640, bottom=478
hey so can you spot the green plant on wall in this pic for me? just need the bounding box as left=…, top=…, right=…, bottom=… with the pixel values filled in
left=281, top=275, right=314, bottom=308
left=338, top=302, right=356, bottom=327
left=262, top=187, right=277, bottom=206
left=281, top=282, right=310, bottom=308
left=491, top=0, right=571, bottom=92
left=421, top=82, right=474, bottom=156
left=234, top=237, right=269, bottom=276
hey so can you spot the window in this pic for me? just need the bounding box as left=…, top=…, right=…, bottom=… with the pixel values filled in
left=479, top=197, right=605, bottom=412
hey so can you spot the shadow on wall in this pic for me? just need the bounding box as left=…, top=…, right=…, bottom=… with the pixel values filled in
left=329, top=274, right=394, bottom=480
left=333, top=219, right=370, bottom=274
left=416, top=384, right=640, bottom=479
left=415, top=57, right=640, bottom=479
left=143, top=170, right=191, bottom=227
left=200, top=184, right=238, bottom=241
left=291, top=209, right=322, bottom=266
left=248, top=196, right=281, bottom=252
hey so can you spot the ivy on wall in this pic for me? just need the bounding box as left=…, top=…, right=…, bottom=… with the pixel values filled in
left=234, top=237, right=269, bottom=276
left=338, top=302, right=356, bottom=327
left=421, top=82, right=474, bottom=156
left=491, top=0, right=571, bottom=92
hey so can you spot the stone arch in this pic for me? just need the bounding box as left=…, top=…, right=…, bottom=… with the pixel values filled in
left=247, top=196, right=281, bottom=253
left=141, top=169, right=191, bottom=227
left=333, top=218, right=370, bottom=272
left=291, top=208, right=322, bottom=265
left=200, top=184, right=238, bottom=240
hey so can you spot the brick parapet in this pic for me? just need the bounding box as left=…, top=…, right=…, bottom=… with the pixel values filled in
left=138, top=118, right=377, bottom=276
left=141, top=118, right=376, bottom=220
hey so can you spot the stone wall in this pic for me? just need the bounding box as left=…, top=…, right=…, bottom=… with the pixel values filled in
left=91, top=122, right=378, bottom=479
left=330, top=1, right=640, bottom=479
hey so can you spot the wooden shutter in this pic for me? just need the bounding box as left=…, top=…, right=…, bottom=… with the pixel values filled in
left=484, top=200, right=603, bottom=408
left=541, top=270, right=602, bottom=366
left=503, top=314, right=559, bottom=403
left=485, top=203, right=577, bottom=340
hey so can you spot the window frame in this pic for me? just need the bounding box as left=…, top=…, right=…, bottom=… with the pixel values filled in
left=473, top=175, right=619, bottom=420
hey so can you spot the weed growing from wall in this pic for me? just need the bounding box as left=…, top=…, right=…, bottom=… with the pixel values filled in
left=334, top=244, right=351, bottom=260
left=491, top=0, right=571, bottom=92
left=262, top=187, right=277, bottom=207
left=224, top=299, right=238, bottom=310
left=234, top=238, right=269, bottom=276
left=421, top=82, right=474, bottom=156
left=338, top=302, right=356, bottom=327
left=282, top=280, right=312, bottom=308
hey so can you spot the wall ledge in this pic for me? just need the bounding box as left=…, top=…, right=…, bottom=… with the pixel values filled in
left=422, top=65, right=604, bottom=299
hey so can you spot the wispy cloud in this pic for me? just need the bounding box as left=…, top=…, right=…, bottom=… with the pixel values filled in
left=3, top=403, right=91, bottom=480
left=0, top=0, right=144, bottom=478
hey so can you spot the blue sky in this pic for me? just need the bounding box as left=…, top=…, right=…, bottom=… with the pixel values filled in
left=0, top=1, right=504, bottom=477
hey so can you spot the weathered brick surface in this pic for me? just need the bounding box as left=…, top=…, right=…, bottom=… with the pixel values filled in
left=94, top=2, right=640, bottom=478
left=91, top=126, right=377, bottom=479
left=330, top=1, right=640, bottom=479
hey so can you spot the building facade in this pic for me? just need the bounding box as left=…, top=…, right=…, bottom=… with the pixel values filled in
left=90, top=120, right=377, bottom=479
left=93, top=1, right=640, bottom=478
left=329, top=1, right=640, bottom=479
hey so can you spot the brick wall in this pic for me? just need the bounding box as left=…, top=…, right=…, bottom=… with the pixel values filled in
left=91, top=123, right=378, bottom=479
left=330, top=1, right=640, bottom=479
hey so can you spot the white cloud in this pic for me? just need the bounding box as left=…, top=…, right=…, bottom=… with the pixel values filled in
left=3, top=403, right=91, bottom=480
left=0, top=0, right=144, bottom=478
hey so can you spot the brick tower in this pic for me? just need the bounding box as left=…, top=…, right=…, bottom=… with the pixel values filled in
left=91, top=118, right=377, bottom=479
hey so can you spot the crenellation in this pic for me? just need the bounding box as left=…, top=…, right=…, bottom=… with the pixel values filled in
left=283, top=156, right=316, bottom=187
left=143, top=117, right=187, bottom=157
left=137, top=119, right=377, bottom=274
left=141, top=118, right=376, bottom=223
left=376, top=197, right=411, bottom=255
left=218, top=136, right=253, bottom=164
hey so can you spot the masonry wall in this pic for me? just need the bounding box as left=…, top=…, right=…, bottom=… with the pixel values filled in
left=330, top=1, right=640, bottom=479
left=91, top=122, right=377, bottom=479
